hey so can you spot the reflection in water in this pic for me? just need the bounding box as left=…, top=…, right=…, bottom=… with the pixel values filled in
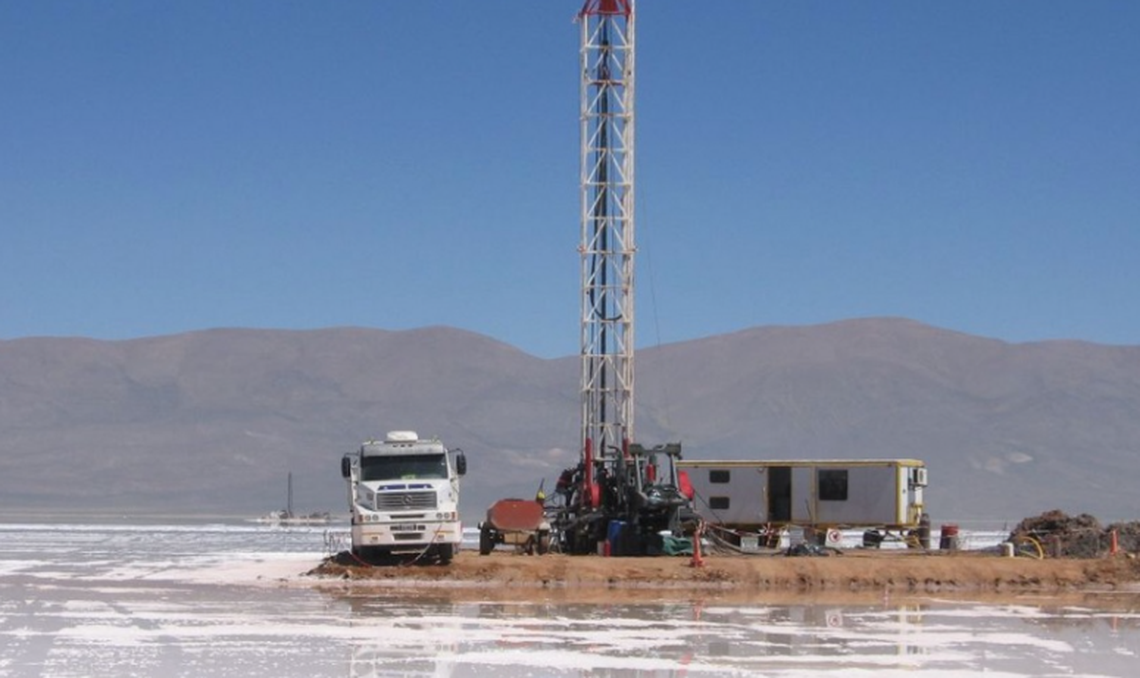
left=331, top=591, right=1140, bottom=677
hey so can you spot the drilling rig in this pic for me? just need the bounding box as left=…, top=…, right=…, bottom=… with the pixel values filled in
left=548, top=0, right=697, bottom=556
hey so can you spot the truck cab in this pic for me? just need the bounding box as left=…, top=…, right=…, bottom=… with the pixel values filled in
left=341, top=431, right=467, bottom=564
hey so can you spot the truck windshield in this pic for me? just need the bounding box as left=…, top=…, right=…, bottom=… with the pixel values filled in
left=361, top=453, right=448, bottom=482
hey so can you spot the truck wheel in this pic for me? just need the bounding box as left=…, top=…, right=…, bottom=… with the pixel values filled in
left=479, top=525, right=494, bottom=555
left=536, top=531, right=551, bottom=555
left=437, top=543, right=455, bottom=565
left=353, top=546, right=384, bottom=566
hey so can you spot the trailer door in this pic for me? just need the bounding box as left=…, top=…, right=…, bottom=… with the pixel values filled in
left=768, top=466, right=792, bottom=522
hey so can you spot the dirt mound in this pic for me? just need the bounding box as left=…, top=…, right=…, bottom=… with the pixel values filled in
left=306, top=551, right=447, bottom=576
left=1107, top=521, right=1140, bottom=553
left=1010, top=510, right=1140, bottom=558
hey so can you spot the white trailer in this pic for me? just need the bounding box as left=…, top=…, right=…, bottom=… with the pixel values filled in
left=677, top=459, right=927, bottom=531
left=340, top=431, right=467, bottom=564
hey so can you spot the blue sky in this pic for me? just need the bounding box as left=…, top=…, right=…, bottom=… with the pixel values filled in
left=3, top=1, right=1137, bottom=358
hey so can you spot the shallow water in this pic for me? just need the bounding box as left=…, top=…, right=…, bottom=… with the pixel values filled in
left=1, top=520, right=1137, bottom=677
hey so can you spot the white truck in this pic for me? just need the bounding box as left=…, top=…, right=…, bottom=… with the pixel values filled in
left=340, top=431, right=467, bottom=564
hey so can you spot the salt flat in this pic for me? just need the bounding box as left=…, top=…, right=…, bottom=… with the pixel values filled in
left=1, top=520, right=1137, bottom=677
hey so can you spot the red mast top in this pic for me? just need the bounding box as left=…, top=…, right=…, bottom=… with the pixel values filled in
left=579, top=0, right=631, bottom=17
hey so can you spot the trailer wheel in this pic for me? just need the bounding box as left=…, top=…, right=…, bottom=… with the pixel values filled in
left=479, top=525, right=495, bottom=555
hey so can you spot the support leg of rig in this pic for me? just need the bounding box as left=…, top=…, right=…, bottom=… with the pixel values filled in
left=689, top=522, right=705, bottom=569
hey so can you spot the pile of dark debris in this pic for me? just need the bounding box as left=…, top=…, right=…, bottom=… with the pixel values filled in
left=1010, top=509, right=1140, bottom=558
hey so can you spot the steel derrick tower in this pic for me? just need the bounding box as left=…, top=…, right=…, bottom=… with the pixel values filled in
left=578, top=0, right=635, bottom=507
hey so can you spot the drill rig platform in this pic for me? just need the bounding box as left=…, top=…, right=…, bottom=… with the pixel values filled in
left=544, top=0, right=697, bottom=556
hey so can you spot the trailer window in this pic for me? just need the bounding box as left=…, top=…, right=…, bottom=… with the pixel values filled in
left=709, top=496, right=730, bottom=510
left=818, top=470, right=848, bottom=502
left=709, top=470, right=730, bottom=484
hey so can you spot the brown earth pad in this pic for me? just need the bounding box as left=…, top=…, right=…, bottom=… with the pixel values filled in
left=306, top=549, right=1140, bottom=601
left=306, top=511, right=1140, bottom=602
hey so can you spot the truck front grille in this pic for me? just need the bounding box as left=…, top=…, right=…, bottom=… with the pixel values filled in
left=374, top=491, right=437, bottom=511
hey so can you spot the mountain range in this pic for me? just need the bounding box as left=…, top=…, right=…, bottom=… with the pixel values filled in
left=2, top=318, right=1138, bottom=525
